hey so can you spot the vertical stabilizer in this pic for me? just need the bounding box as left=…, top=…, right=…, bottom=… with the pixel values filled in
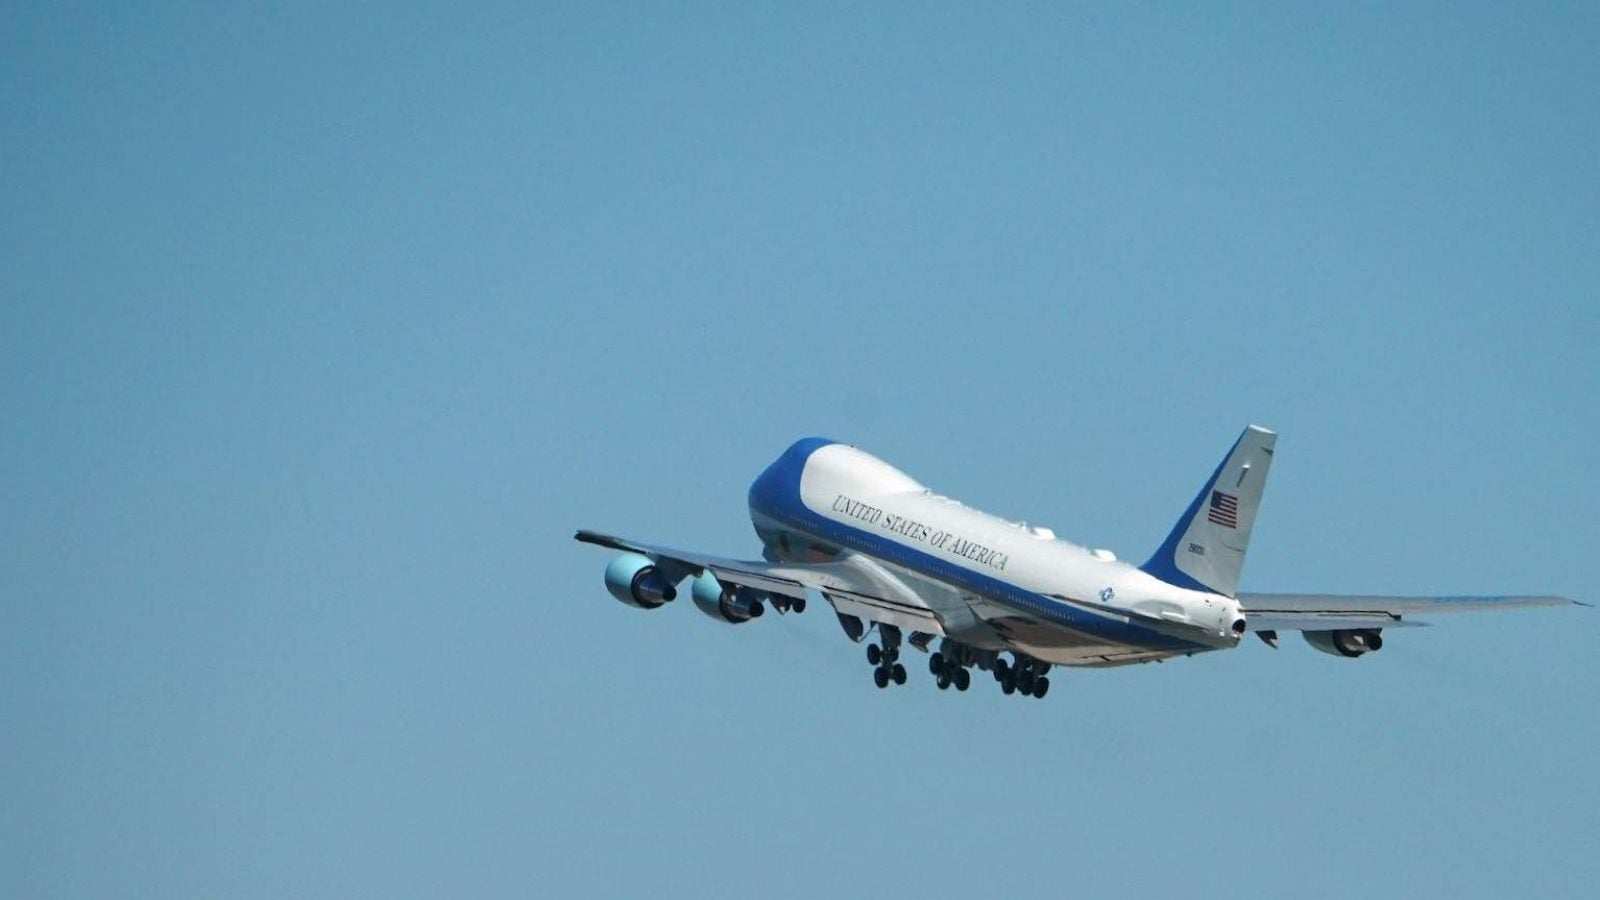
left=1141, top=425, right=1276, bottom=598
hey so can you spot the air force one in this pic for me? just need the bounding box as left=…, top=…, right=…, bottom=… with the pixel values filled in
left=576, top=426, right=1582, bottom=698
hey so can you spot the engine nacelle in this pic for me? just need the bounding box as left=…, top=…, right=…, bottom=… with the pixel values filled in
left=690, top=572, right=765, bottom=624
left=603, top=553, right=677, bottom=609
left=1303, top=628, right=1384, bottom=658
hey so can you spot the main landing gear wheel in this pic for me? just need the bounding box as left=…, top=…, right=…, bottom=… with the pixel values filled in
left=929, top=639, right=985, bottom=695
left=865, top=625, right=906, bottom=691
left=997, top=654, right=1052, bottom=699
left=792, top=596, right=806, bottom=613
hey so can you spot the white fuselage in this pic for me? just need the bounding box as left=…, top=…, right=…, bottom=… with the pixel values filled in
left=747, top=441, right=1245, bottom=667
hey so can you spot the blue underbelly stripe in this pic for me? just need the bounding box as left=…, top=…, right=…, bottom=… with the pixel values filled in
left=751, top=494, right=1207, bottom=655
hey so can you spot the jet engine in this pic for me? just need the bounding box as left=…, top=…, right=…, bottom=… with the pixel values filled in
left=1303, top=628, right=1384, bottom=658
left=690, top=572, right=765, bottom=624
left=603, top=553, right=677, bottom=609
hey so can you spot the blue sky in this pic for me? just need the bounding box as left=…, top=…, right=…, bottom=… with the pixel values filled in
left=3, top=3, right=1597, bottom=897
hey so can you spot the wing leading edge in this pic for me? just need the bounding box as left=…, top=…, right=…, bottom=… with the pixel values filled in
left=575, top=530, right=947, bottom=635
left=1238, top=592, right=1585, bottom=632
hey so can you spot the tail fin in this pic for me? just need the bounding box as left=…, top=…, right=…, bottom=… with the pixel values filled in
left=1141, top=425, right=1277, bottom=598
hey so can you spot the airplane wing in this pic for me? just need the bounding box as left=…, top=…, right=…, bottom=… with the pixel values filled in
left=1237, top=592, right=1585, bottom=632
left=575, top=530, right=947, bottom=635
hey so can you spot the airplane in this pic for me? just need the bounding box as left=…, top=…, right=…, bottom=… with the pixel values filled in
left=576, top=426, right=1583, bottom=698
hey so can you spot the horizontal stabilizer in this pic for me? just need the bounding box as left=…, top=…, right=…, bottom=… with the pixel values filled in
left=1238, top=592, right=1582, bottom=632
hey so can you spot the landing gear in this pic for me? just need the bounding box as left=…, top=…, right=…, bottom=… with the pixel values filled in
left=867, top=626, right=905, bottom=690
left=859, top=632, right=1052, bottom=697
left=998, top=653, right=1053, bottom=700
left=930, top=639, right=980, bottom=693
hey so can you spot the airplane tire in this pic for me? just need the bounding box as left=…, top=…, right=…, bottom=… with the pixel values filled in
left=929, top=652, right=944, bottom=675
left=874, top=667, right=889, bottom=689
left=954, top=668, right=970, bottom=691
left=936, top=673, right=950, bottom=690
left=1019, top=672, right=1036, bottom=695
left=1034, top=677, right=1050, bottom=698
left=867, top=643, right=882, bottom=666
left=792, top=597, right=806, bottom=613
left=1001, top=676, right=1016, bottom=695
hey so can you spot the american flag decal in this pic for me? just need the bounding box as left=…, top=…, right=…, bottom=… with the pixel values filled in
left=1208, top=490, right=1239, bottom=528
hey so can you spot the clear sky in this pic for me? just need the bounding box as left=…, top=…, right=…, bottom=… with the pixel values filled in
left=3, top=3, right=1597, bottom=898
